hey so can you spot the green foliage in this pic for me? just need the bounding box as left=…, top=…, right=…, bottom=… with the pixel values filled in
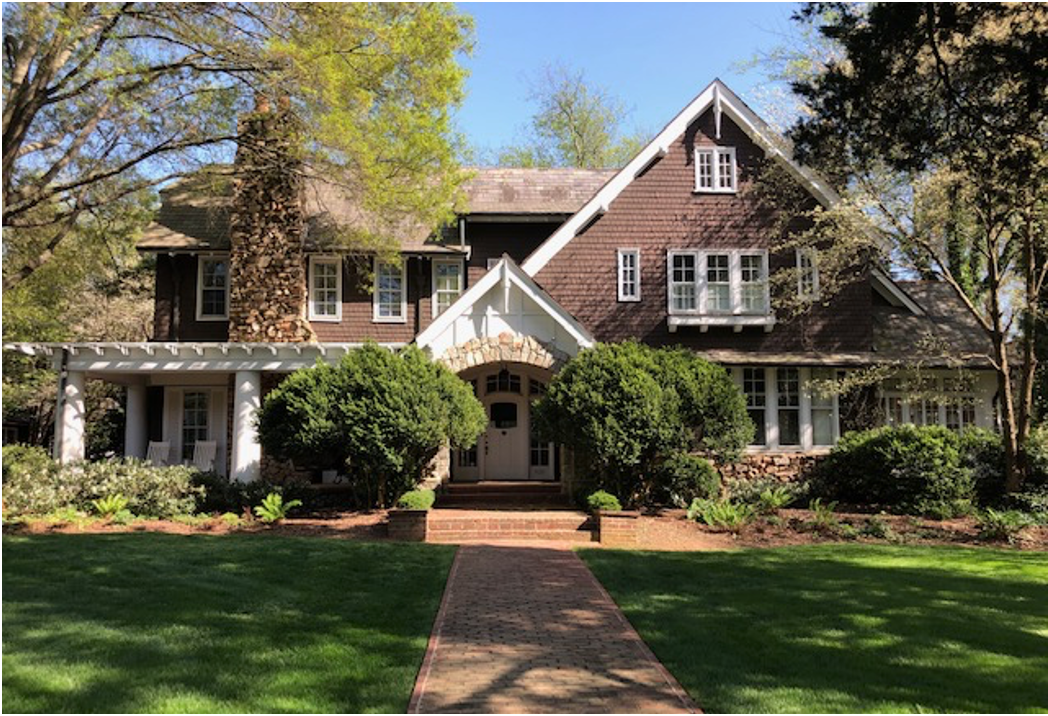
left=1026, top=425, right=1048, bottom=487
left=110, top=509, right=135, bottom=526
left=805, top=498, right=840, bottom=534
left=253, top=493, right=303, bottom=524
left=91, top=494, right=130, bottom=518
left=220, top=512, right=243, bottom=528
left=816, top=425, right=975, bottom=516
left=586, top=490, right=622, bottom=514
left=396, top=490, right=436, bottom=511
left=755, top=486, right=795, bottom=516
left=724, top=476, right=808, bottom=507
left=191, top=471, right=309, bottom=514
left=860, top=515, right=897, bottom=541
left=533, top=341, right=749, bottom=506
left=976, top=509, right=1035, bottom=544
left=687, top=498, right=754, bottom=534
left=960, top=428, right=1007, bottom=503
left=2, top=450, right=201, bottom=519
left=258, top=343, right=485, bottom=508
left=1003, top=486, right=1048, bottom=525
left=653, top=453, right=721, bottom=507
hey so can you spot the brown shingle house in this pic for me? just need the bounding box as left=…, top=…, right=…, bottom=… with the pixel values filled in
left=10, top=80, right=996, bottom=485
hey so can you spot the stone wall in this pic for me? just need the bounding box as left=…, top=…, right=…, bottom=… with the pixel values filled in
left=228, top=95, right=315, bottom=343
left=718, top=452, right=823, bottom=483
left=438, top=333, right=569, bottom=373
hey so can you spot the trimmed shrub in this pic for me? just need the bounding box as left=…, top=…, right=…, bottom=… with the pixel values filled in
left=587, top=490, right=622, bottom=513
left=192, top=471, right=309, bottom=514
left=396, top=489, right=436, bottom=510
left=3, top=452, right=201, bottom=519
left=653, top=453, right=720, bottom=507
left=815, top=425, right=974, bottom=516
left=533, top=341, right=750, bottom=506
left=258, top=343, right=485, bottom=508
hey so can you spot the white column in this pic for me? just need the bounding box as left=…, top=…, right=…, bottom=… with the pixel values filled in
left=231, top=370, right=262, bottom=483
left=124, top=383, right=148, bottom=459
left=56, top=370, right=86, bottom=464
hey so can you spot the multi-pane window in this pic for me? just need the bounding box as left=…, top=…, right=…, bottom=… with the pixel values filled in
left=530, top=416, right=550, bottom=467
left=181, top=391, right=209, bottom=461
left=742, top=368, right=767, bottom=446
left=811, top=368, right=837, bottom=446
left=694, top=147, right=736, bottom=192
left=433, top=260, right=463, bottom=317
left=617, top=249, right=640, bottom=301
left=529, top=379, right=546, bottom=397
left=797, top=248, right=819, bottom=299
left=670, top=253, right=697, bottom=311
left=197, top=257, right=228, bottom=319
left=309, top=258, right=341, bottom=320
left=486, top=369, right=521, bottom=394
left=945, top=398, right=977, bottom=432
left=706, top=254, right=731, bottom=312
left=882, top=376, right=979, bottom=432
left=740, top=254, right=766, bottom=313
left=458, top=446, right=478, bottom=468
left=777, top=368, right=801, bottom=446
left=374, top=260, right=405, bottom=322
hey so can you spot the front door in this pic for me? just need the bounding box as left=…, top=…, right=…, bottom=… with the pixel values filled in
left=484, top=397, right=528, bottom=480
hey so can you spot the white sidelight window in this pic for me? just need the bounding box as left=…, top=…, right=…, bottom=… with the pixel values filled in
left=705, top=253, right=732, bottom=312
left=694, top=146, right=737, bottom=193
left=373, top=258, right=406, bottom=322
left=432, top=259, right=464, bottom=317
left=181, top=391, right=209, bottom=461
left=777, top=368, right=802, bottom=446
left=309, top=256, right=342, bottom=321
left=617, top=249, right=641, bottom=302
left=669, top=252, right=697, bottom=311
left=196, top=256, right=229, bottom=320
left=743, top=368, right=768, bottom=446
left=797, top=248, right=820, bottom=299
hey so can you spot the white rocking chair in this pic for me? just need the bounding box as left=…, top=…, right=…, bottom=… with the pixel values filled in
left=191, top=441, right=217, bottom=472
left=146, top=441, right=170, bottom=467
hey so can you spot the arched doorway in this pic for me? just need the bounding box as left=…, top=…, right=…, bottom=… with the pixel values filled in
left=452, top=363, right=556, bottom=482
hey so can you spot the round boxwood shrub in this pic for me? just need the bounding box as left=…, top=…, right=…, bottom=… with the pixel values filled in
left=652, top=453, right=721, bottom=507
left=396, top=489, right=436, bottom=510
left=258, top=343, right=486, bottom=508
left=816, top=425, right=974, bottom=516
left=586, top=490, right=622, bottom=513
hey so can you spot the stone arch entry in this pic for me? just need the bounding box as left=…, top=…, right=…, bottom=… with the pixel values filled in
left=437, top=333, right=570, bottom=374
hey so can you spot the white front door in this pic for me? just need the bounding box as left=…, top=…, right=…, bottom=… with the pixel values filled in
left=483, top=397, right=528, bottom=481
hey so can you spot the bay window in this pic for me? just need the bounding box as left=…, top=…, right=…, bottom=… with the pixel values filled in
left=670, top=253, right=697, bottom=311
left=666, top=249, right=770, bottom=326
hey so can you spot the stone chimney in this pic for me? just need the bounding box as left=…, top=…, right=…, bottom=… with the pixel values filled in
left=227, top=94, right=315, bottom=343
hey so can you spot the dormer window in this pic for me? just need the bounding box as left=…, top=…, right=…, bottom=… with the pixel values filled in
left=694, top=147, right=736, bottom=193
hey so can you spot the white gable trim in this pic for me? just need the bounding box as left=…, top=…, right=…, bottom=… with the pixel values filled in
left=415, top=256, right=595, bottom=351
left=521, top=79, right=841, bottom=276
left=871, top=268, right=925, bottom=316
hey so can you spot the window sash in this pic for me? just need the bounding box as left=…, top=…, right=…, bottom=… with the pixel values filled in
left=695, top=147, right=736, bottom=193
left=181, top=391, right=209, bottom=461
left=432, top=260, right=463, bottom=317
left=373, top=259, right=406, bottom=321
left=617, top=249, right=640, bottom=301
left=669, top=253, right=697, bottom=312
left=309, top=258, right=341, bottom=320
left=197, top=257, right=228, bottom=320
left=797, top=248, right=819, bottom=299
left=740, top=254, right=766, bottom=313
left=668, top=249, right=769, bottom=316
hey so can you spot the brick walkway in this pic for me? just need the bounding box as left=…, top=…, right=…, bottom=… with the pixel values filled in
left=409, top=545, right=698, bottom=714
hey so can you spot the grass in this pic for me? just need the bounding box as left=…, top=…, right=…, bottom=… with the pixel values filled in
left=2, top=534, right=455, bottom=713
left=581, top=544, right=1048, bottom=713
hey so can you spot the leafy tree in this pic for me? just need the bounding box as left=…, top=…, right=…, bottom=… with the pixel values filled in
left=779, top=3, right=1047, bottom=491
left=533, top=342, right=750, bottom=505
left=496, top=64, right=647, bottom=169
left=257, top=344, right=486, bottom=508
left=2, top=2, right=474, bottom=287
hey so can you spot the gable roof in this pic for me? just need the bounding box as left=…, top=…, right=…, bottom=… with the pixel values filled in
left=415, top=255, right=595, bottom=352
left=520, top=79, right=841, bottom=275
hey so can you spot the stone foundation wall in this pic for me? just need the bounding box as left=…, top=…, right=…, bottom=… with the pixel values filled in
left=718, top=452, right=823, bottom=483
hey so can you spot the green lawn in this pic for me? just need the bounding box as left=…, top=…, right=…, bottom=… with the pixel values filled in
left=582, top=544, right=1048, bottom=713
left=2, top=534, right=455, bottom=713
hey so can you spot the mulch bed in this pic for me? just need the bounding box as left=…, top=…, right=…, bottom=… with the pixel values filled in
left=5, top=507, right=1046, bottom=551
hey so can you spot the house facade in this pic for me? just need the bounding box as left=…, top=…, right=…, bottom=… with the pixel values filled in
left=8, top=80, right=997, bottom=486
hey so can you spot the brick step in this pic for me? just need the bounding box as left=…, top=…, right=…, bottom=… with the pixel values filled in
left=442, top=481, right=564, bottom=495
left=426, top=509, right=597, bottom=543
left=436, top=495, right=572, bottom=508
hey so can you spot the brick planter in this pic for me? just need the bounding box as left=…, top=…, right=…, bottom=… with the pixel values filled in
left=597, top=510, right=640, bottom=547
left=387, top=509, right=429, bottom=541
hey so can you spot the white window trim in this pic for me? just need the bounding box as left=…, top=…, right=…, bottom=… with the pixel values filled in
left=617, top=248, right=641, bottom=302
left=432, top=258, right=465, bottom=318
left=694, top=146, right=737, bottom=194
left=195, top=254, right=229, bottom=322
left=308, top=255, right=342, bottom=322
left=665, top=248, right=771, bottom=330
left=735, top=367, right=843, bottom=452
left=796, top=247, right=820, bottom=300
left=373, top=257, right=408, bottom=324
left=881, top=376, right=981, bottom=433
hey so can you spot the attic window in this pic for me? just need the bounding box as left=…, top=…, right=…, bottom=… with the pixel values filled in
left=695, top=147, right=736, bottom=193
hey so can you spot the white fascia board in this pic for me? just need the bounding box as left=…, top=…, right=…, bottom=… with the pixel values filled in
left=870, top=268, right=926, bottom=316
left=521, top=79, right=841, bottom=276
left=415, top=256, right=596, bottom=350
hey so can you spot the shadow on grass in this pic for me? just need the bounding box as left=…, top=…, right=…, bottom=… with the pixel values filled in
left=2, top=533, right=455, bottom=713
left=581, top=544, right=1048, bottom=714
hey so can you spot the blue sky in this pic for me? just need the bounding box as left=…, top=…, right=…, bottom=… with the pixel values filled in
left=455, top=2, right=801, bottom=154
